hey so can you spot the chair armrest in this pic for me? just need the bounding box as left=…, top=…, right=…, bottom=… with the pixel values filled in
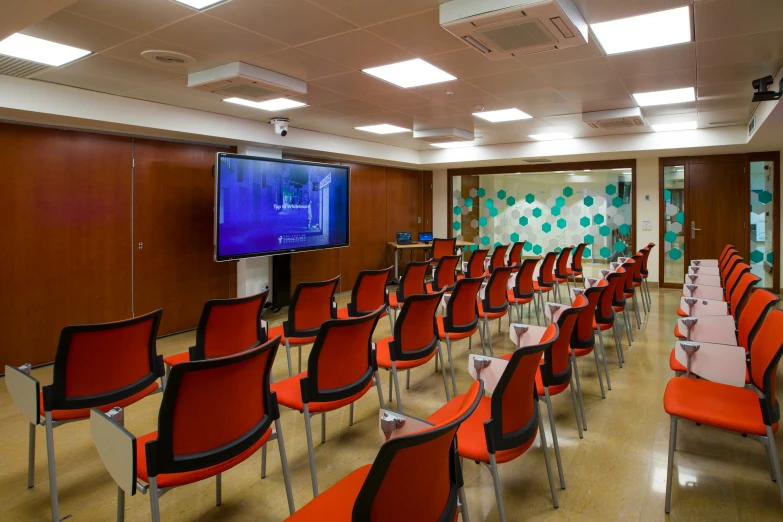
left=90, top=408, right=137, bottom=495
left=4, top=364, right=40, bottom=424
left=378, top=409, right=434, bottom=441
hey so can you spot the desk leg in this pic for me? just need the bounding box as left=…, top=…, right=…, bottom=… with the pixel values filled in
left=393, top=248, right=400, bottom=284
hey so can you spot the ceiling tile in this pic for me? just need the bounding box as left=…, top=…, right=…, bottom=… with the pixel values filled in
left=207, top=0, right=356, bottom=47
left=286, top=84, right=347, bottom=106
left=445, top=95, right=509, bottom=114
left=644, top=110, right=698, bottom=125
left=697, top=81, right=753, bottom=101
left=697, top=108, right=752, bottom=126
left=539, top=113, right=587, bottom=126
left=148, top=13, right=286, bottom=60
left=639, top=101, right=696, bottom=118
left=697, top=97, right=753, bottom=114
left=102, top=35, right=222, bottom=74
left=245, top=48, right=351, bottom=81
left=695, top=0, right=783, bottom=41
left=297, top=30, right=412, bottom=70
left=558, top=79, right=629, bottom=102
left=22, top=10, right=138, bottom=54
left=517, top=39, right=605, bottom=68
left=367, top=9, right=466, bottom=56
left=498, top=88, right=570, bottom=109
left=319, top=98, right=385, bottom=116
left=359, top=89, right=435, bottom=110
left=64, top=0, right=194, bottom=34
left=424, top=48, right=523, bottom=79
left=123, top=83, right=261, bottom=118
left=58, top=54, right=182, bottom=85
left=34, top=69, right=145, bottom=96
left=351, top=111, right=415, bottom=128
left=608, top=42, right=695, bottom=77
left=409, top=80, right=488, bottom=103
left=697, top=30, right=783, bottom=67
left=306, top=0, right=442, bottom=28
left=464, top=69, right=549, bottom=96
left=310, top=71, right=398, bottom=97
left=287, top=105, right=347, bottom=124
left=573, top=0, right=691, bottom=24
left=531, top=57, right=617, bottom=85
left=523, top=102, right=582, bottom=118
left=698, top=60, right=782, bottom=86
left=620, top=68, right=696, bottom=94
left=580, top=96, right=637, bottom=112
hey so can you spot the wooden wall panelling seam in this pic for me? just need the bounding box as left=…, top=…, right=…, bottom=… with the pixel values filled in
left=132, top=138, right=235, bottom=336
left=0, top=123, right=134, bottom=369
left=386, top=167, right=424, bottom=264
left=423, top=170, right=433, bottom=234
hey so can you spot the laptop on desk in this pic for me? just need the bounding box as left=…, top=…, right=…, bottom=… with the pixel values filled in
left=396, top=232, right=413, bottom=245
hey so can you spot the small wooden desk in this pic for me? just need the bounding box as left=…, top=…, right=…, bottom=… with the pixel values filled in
left=387, top=240, right=473, bottom=283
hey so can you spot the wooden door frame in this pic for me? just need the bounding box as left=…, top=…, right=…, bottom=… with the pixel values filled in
left=658, top=153, right=780, bottom=292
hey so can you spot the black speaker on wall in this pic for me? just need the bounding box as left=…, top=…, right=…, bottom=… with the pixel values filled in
left=272, top=254, right=292, bottom=309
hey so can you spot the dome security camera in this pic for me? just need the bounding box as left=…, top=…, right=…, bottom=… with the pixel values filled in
left=270, top=117, right=289, bottom=137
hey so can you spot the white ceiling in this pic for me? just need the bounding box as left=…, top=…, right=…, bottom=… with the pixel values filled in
left=8, top=0, right=783, bottom=151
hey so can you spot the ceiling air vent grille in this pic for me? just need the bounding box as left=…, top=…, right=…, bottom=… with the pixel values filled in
left=0, top=56, right=48, bottom=78
left=478, top=19, right=557, bottom=51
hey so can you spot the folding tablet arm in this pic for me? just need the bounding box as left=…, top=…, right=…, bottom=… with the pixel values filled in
left=473, top=356, right=492, bottom=380
left=681, top=317, right=699, bottom=340
left=513, top=325, right=530, bottom=351
left=679, top=342, right=701, bottom=378
left=378, top=410, right=434, bottom=441
left=685, top=284, right=698, bottom=297
left=683, top=297, right=698, bottom=316
left=4, top=364, right=40, bottom=426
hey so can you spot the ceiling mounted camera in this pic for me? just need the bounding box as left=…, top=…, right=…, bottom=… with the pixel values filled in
left=270, top=117, right=289, bottom=137
left=752, top=76, right=782, bottom=102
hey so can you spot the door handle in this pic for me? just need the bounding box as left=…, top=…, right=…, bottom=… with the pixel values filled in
left=691, top=221, right=701, bottom=239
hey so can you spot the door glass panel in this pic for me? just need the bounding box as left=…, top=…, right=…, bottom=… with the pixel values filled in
left=663, top=166, right=685, bottom=284
left=750, top=161, right=775, bottom=288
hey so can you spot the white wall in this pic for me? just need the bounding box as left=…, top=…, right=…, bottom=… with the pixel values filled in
left=433, top=169, right=448, bottom=238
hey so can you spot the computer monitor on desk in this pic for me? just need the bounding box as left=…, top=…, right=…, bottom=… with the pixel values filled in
left=396, top=232, right=412, bottom=245
left=418, top=232, right=433, bottom=243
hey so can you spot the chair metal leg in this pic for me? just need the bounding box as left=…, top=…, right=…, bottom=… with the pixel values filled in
left=321, top=412, right=326, bottom=444
left=477, top=323, right=487, bottom=356
left=298, top=345, right=302, bottom=373
left=665, top=417, right=678, bottom=514
left=571, top=354, right=587, bottom=430
left=436, top=343, right=451, bottom=401
left=766, top=425, right=783, bottom=510
left=387, top=312, right=394, bottom=332
left=392, top=364, right=403, bottom=412
left=485, top=317, right=494, bottom=357
left=468, top=336, right=472, bottom=351
left=569, top=375, right=584, bottom=439
left=534, top=298, right=541, bottom=325
left=215, top=473, right=222, bottom=507
left=458, top=486, right=471, bottom=522
left=489, top=454, right=506, bottom=522
left=537, top=409, right=559, bottom=508
left=117, top=486, right=125, bottom=522
left=596, top=329, right=612, bottom=391
left=538, top=291, right=547, bottom=325
left=303, top=406, right=319, bottom=497
left=374, top=371, right=385, bottom=407
left=44, top=412, right=61, bottom=522
left=388, top=370, right=393, bottom=403
left=261, top=444, right=267, bottom=478
left=406, top=369, right=410, bottom=390
left=633, top=294, right=642, bottom=327
left=592, top=342, right=606, bottom=399
left=543, top=390, right=565, bottom=489
left=28, top=422, right=35, bottom=488
left=445, top=336, right=458, bottom=396
left=349, top=403, right=354, bottom=426
left=285, top=339, right=293, bottom=377
left=275, top=418, right=296, bottom=515
left=149, top=477, right=161, bottom=522
left=565, top=278, right=572, bottom=304
left=613, top=324, right=624, bottom=367
left=623, top=308, right=633, bottom=344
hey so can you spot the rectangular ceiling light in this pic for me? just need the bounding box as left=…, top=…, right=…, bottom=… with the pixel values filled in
left=473, top=108, right=532, bottom=122
left=529, top=133, right=573, bottom=141
left=652, top=121, right=698, bottom=132
left=174, top=0, right=227, bottom=9
left=363, top=59, right=456, bottom=88
left=355, top=124, right=410, bottom=134
left=591, top=6, right=692, bottom=55
left=633, top=87, right=695, bottom=107
left=0, top=33, right=90, bottom=66
left=432, top=141, right=475, bottom=148
left=225, top=97, right=307, bottom=111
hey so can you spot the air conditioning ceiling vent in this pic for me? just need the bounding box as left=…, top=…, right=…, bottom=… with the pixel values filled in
left=0, top=55, right=48, bottom=78
left=582, top=108, right=649, bottom=130
left=188, top=62, right=307, bottom=102
left=413, top=127, right=475, bottom=143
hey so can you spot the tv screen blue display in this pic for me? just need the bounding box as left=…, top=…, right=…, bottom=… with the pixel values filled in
left=215, top=154, right=350, bottom=261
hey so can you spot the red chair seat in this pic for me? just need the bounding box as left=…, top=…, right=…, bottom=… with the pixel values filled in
left=593, top=319, right=614, bottom=332
left=375, top=337, right=437, bottom=370
left=663, top=377, right=777, bottom=437
left=677, top=307, right=688, bottom=317
left=478, top=301, right=507, bottom=320
left=135, top=428, right=272, bottom=489
left=285, top=465, right=371, bottom=521
left=163, top=351, right=191, bottom=367
left=507, top=290, right=534, bottom=305
left=268, top=325, right=317, bottom=345
left=426, top=395, right=534, bottom=464
left=437, top=316, right=477, bottom=341
left=674, top=324, right=685, bottom=339
left=272, top=372, right=372, bottom=414
left=668, top=349, right=750, bottom=383
left=613, top=305, right=625, bottom=312
left=42, top=381, right=159, bottom=422
left=535, top=369, right=570, bottom=396
left=570, top=346, right=594, bottom=357
left=533, top=282, right=553, bottom=292
left=555, top=277, right=568, bottom=283
left=388, top=294, right=401, bottom=308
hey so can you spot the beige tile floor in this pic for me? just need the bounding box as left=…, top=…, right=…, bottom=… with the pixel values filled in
left=1, top=283, right=782, bottom=521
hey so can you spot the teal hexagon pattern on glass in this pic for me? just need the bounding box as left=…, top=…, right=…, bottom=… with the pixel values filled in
left=465, top=197, right=473, bottom=208
left=759, top=191, right=773, bottom=204
left=506, top=196, right=516, bottom=206
left=584, top=247, right=592, bottom=258
left=768, top=252, right=775, bottom=264
left=485, top=198, right=494, bottom=208
left=510, top=232, right=519, bottom=242
left=605, top=184, right=617, bottom=195
left=670, top=248, right=682, bottom=260
left=481, top=235, right=490, bottom=245
left=557, top=218, right=567, bottom=229
left=664, top=230, right=677, bottom=243
left=593, top=214, right=604, bottom=225
left=583, top=195, right=594, bottom=207
left=533, top=244, right=542, bottom=255
left=675, top=212, right=685, bottom=225
left=599, top=246, right=612, bottom=258
left=525, top=193, right=535, bottom=204
left=477, top=188, right=486, bottom=197
left=750, top=250, right=764, bottom=263
left=663, top=189, right=672, bottom=202
left=619, top=224, right=631, bottom=235
left=599, top=226, right=611, bottom=237
left=555, top=196, right=566, bottom=207
left=563, top=186, right=574, bottom=198
left=551, top=206, right=561, bottom=216
left=523, top=242, right=533, bottom=252
left=497, top=189, right=506, bottom=199
left=584, top=234, right=594, bottom=245
left=479, top=216, right=488, bottom=227
left=614, top=240, right=626, bottom=253
left=612, top=196, right=624, bottom=208
left=580, top=216, right=590, bottom=227
left=453, top=221, right=461, bottom=230
left=453, top=205, right=462, bottom=216
left=489, top=207, right=499, bottom=217
left=532, top=208, right=542, bottom=218
left=542, top=222, right=552, bottom=233
left=519, top=216, right=528, bottom=226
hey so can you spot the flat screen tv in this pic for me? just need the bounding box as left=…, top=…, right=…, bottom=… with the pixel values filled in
left=214, top=153, right=350, bottom=261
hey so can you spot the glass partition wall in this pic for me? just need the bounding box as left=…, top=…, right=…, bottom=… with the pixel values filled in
left=451, top=167, right=634, bottom=275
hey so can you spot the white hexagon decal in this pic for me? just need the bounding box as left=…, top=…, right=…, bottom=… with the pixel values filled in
left=469, top=188, right=477, bottom=198
left=453, top=190, right=462, bottom=199
left=511, top=209, right=520, bottom=219
left=666, top=204, right=679, bottom=217
left=670, top=222, right=683, bottom=234
left=606, top=206, right=618, bottom=217
left=613, top=214, right=625, bottom=226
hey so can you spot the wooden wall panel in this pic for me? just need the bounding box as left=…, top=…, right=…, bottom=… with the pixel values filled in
left=423, top=170, right=433, bottom=234
left=0, top=124, right=133, bottom=368
left=290, top=249, right=342, bottom=292
left=133, top=139, right=235, bottom=335
left=386, top=167, right=424, bottom=262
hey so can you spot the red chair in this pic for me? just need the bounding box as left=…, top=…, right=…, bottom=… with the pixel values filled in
left=571, top=282, right=611, bottom=401
left=508, top=257, right=541, bottom=325
left=479, top=266, right=513, bottom=357
left=91, top=336, right=295, bottom=522
left=458, top=248, right=489, bottom=280
left=431, top=237, right=456, bottom=264
left=488, top=244, right=509, bottom=274
left=4, top=310, right=164, bottom=522
left=536, top=252, right=558, bottom=318
left=272, top=308, right=385, bottom=496
left=427, top=254, right=460, bottom=293
left=388, top=259, right=429, bottom=323
left=269, top=276, right=339, bottom=377
left=630, top=253, right=649, bottom=317
left=439, top=276, right=485, bottom=395
left=622, top=257, right=643, bottom=329
left=569, top=243, right=588, bottom=287
left=508, top=241, right=526, bottom=268
left=336, top=266, right=392, bottom=330
left=612, top=265, right=634, bottom=346
left=376, top=291, right=450, bottom=411
left=639, top=243, right=654, bottom=308
left=429, top=325, right=561, bottom=520
left=553, top=246, right=574, bottom=303
left=162, top=291, right=268, bottom=377
left=595, top=272, right=626, bottom=368
left=285, top=381, right=484, bottom=522
left=664, top=310, right=783, bottom=513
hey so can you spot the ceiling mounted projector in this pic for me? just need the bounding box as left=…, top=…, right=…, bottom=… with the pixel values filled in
left=187, top=62, right=307, bottom=102
left=440, top=0, right=588, bottom=60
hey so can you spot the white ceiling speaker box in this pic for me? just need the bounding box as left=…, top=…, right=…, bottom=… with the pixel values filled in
left=413, top=128, right=475, bottom=143
left=440, top=0, right=588, bottom=60
left=188, top=62, right=307, bottom=102
left=582, top=108, right=649, bottom=130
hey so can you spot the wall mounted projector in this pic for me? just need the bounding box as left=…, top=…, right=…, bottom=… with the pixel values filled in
left=187, top=62, right=307, bottom=102
left=440, top=0, right=588, bottom=60
left=752, top=76, right=782, bottom=102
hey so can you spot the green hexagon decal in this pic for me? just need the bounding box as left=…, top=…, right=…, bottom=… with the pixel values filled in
left=664, top=230, right=677, bottom=243
left=555, top=196, right=566, bottom=207
left=542, top=222, right=552, bottom=233
left=759, top=191, right=773, bottom=204
left=523, top=242, right=533, bottom=252
left=593, top=214, right=605, bottom=225
left=519, top=216, right=529, bottom=226
left=583, top=196, right=594, bottom=207
left=580, top=216, right=591, bottom=228
left=584, top=247, right=592, bottom=258
left=551, top=206, right=561, bottom=216
left=599, top=246, right=612, bottom=258
left=465, top=197, right=473, bottom=208
left=584, top=234, right=595, bottom=245
left=614, top=241, right=626, bottom=253
left=618, top=224, right=631, bottom=235
left=557, top=218, right=567, bottom=230
left=675, top=212, right=685, bottom=225
left=510, top=232, right=520, bottom=243
left=532, top=208, right=543, bottom=218
left=489, top=207, right=499, bottom=217
left=525, top=193, right=535, bottom=204
left=506, top=196, right=516, bottom=206
left=669, top=248, right=682, bottom=260
left=768, top=252, right=775, bottom=264
left=485, top=198, right=494, bottom=208
left=477, top=188, right=486, bottom=197
left=605, top=184, right=617, bottom=196
left=612, top=196, right=624, bottom=208
left=750, top=250, right=764, bottom=263
left=563, top=186, right=574, bottom=198
left=497, top=189, right=506, bottom=200
left=453, top=221, right=461, bottom=231
left=479, top=216, right=488, bottom=227
left=532, top=244, right=542, bottom=255
left=481, top=235, right=490, bottom=246
left=453, top=205, right=462, bottom=216
left=599, top=226, right=611, bottom=237
left=663, top=189, right=672, bottom=202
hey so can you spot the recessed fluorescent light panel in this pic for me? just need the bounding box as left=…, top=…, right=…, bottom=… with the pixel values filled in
left=591, top=6, right=692, bottom=55
left=0, top=33, right=90, bottom=66
left=174, top=0, right=227, bottom=9
left=225, top=97, right=307, bottom=111
left=473, top=109, right=532, bottom=122
left=362, top=59, right=455, bottom=88
left=633, top=87, right=695, bottom=107
left=652, top=121, right=698, bottom=132
left=432, top=141, right=475, bottom=148
left=355, top=124, right=410, bottom=134
left=529, top=133, right=573, bottom=141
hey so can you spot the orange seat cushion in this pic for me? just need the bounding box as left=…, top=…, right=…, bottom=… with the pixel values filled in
left=135, top=428, right=272, bottom=489
left=677, top=307, right=688, bottom=317
left=286, top=465, right=371, bottom=521
left=674, top=324, right=685, bottom=339
left=426, top=395, right=535, bottom=464
left=388, top=294, right=400, bottom=308
left=437, top=316, right=477, bottom=341
left=664, top=377, right=777, bottom=437
left=163, top=351, right=190, bottom=367
left=570, top=346, right=594, bottom=357
left=272, top=372, right=372, bottom=414
left=507, top=290, right=533, bottom=305
left=478, top=301, right=507, bottom=320
left=668, top=349, right=749, bottom=383
left=613, top=305, right=625, bottom=312
left=533, top=282, right=553, bottom=292
left=593, top=319, right=613, bottom=332
left=375, top=337, right=436, bottom=370
left=268, top=325, right=317, bottom=345
left=43, top=381, right=160, bottom=422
